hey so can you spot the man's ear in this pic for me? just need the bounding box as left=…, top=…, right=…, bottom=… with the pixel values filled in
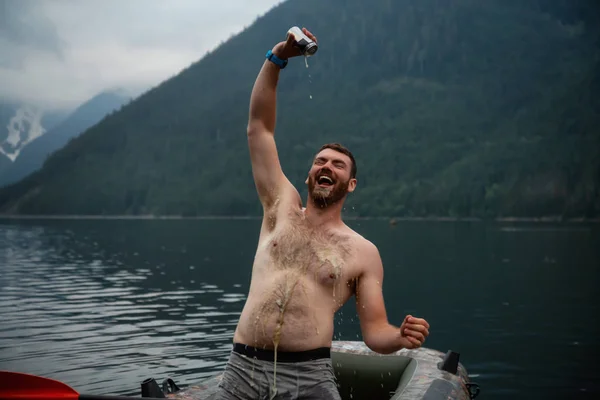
left=347, top=178, right=357, bottom=193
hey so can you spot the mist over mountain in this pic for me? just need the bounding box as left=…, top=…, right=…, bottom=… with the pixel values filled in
left=0, top=0, right=598, bottom=218
left=0, top=90, right=130, bottom=188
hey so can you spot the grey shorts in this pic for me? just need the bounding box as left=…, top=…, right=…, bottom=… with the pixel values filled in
left=214, top=343, right=341, bottom=400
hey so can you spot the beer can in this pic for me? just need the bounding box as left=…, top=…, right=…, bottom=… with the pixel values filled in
left=287, top=26, right=318, bottom=56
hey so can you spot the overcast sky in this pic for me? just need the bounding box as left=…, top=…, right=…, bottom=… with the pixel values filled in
left=0, top=0, right=282, bottom=111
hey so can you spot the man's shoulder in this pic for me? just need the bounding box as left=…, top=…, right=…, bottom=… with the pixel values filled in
left=344, top=227, right=380, bottom=257
left=346, top=232, right=382, bottom=279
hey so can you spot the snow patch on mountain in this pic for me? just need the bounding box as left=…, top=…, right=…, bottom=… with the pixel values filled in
left=0, top=105, right=46, bottom=161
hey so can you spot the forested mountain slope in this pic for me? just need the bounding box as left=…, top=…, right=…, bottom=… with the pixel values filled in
left=0, top=154, right=10, bottom=178
left=0, top=0, right=598, bottom=218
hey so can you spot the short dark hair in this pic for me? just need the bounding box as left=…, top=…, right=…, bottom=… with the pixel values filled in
left=317, top=143, right=357, bottom=179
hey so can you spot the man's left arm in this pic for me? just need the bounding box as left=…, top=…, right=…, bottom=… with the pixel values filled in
left=355, top=242, right=430, bottom=354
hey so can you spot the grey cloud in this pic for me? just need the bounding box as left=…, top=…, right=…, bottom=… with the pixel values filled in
left=0, top=0, right=65, bottom=68
left=0, top=0, right=281, bottom=110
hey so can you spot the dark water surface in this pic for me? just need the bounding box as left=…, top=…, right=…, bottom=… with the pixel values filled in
left=0, top=218, right=598, bottom=399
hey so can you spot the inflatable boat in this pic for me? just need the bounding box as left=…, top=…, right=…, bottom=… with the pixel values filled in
left=142, top=341, right=481, bottom=399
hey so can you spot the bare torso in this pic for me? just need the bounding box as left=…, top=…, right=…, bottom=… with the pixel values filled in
left=233, top=195, right=364, bottom=351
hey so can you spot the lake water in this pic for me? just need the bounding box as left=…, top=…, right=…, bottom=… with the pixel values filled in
left=0, top=218, right=598, bottom=399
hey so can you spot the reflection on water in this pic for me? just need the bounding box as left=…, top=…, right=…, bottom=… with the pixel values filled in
left=0, top=219, right=599, bottom=399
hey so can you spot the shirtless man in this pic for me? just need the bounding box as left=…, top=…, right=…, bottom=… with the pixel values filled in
left=215, top=28, right=430, bottom=400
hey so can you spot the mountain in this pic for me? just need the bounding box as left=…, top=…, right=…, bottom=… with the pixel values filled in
left=0, top=0, right=598, bottom=218
left=0, top=101, right=69, bottom=162
left=0, top=90, right=130, bottom=188
left=0, top=153, right=10, bottom=178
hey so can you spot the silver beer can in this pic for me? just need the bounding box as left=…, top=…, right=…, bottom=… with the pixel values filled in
left=287, top=26, right=318, bottom=56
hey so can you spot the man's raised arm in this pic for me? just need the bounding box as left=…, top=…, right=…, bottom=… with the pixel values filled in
left=246, top=28, right=317, bottom=209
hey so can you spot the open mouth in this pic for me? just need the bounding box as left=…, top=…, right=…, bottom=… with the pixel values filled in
left=317, top=175, right=334, bottom=187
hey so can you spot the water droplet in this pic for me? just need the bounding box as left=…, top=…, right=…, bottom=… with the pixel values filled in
left=309, top=95, right=313, bottom=99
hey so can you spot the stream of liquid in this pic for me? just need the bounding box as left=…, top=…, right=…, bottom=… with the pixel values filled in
left=270, top=278, right=300, bottom=399
left=305, top=56, right=313, bottom=100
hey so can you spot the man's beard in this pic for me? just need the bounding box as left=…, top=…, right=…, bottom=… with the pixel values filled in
left=307, top=175, right=349, bottom=208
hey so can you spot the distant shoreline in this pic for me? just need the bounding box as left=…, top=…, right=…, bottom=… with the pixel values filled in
left=0, top=214, right=598, bottom=223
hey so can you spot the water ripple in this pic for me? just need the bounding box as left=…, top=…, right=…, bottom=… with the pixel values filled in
left=2, top=219, right=598, bottom=400
left=0, top=223, right=245, bottom=396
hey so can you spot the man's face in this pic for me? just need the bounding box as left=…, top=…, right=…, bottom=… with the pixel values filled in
left=306, top=148, right=356, bottom=207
